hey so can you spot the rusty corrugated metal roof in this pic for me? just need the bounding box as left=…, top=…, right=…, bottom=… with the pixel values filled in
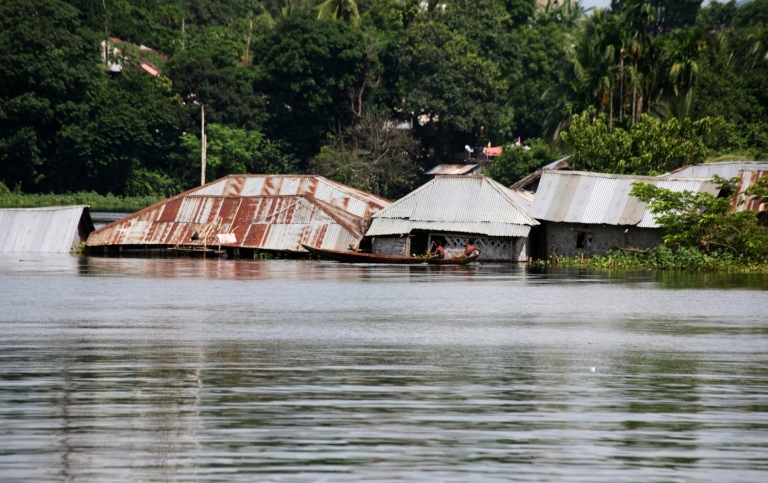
left=87, top=175, right=391, bottom=252
left=425, top=164, right=480, bottom=175
left=0, top=206, right=92, bottom=253
left=366, top=176, right=537, bottom=238
left=191, top=174, right=390, bottom=218
left=734, top=169, right=768, bottom=212
left=530, top=171, right=720, bottom=228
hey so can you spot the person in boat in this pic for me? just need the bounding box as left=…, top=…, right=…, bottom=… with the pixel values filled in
left=456, top=240, right=481, bottom=259
left=428, top=240, right=445, bottom=259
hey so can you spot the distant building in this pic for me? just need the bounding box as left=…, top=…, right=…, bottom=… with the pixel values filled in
left=0, top=206, right=94, bottom=253
left=86, top=175, right=391, bottom=256
left=365, top=175, right=538, bottom=261
left=528, top=170, right=720, bottom=258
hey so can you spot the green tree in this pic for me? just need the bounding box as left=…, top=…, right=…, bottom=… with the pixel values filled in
left=309, top=109, right=420, bottom=199
left=168, top=27, right=268, bottom=132
left=562, top=112, right=723, bottom=174
left=52, top=71, right=184, bottom=195
left=631, top=178, right=768, bottom=260
left=317, top=0, right=361, bottom=24
left=485, top=140, right=562, bottom=187
left=611, top=0, right=703, bottom=33
left=182, top=124, right=297, bottom=183
left=0, top=0, right=102, bottom=191
left=255, top=11, right=367, bottom=163
left=393, top=21, right=505, bottom=158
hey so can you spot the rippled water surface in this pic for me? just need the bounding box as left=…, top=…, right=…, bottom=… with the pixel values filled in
left=1, top=255, right=768, bottom=482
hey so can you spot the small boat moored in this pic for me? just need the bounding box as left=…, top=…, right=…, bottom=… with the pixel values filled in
left=301, top=245, right=479, bottom=265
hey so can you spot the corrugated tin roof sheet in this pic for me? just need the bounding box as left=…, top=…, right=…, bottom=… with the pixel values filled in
left=367, top=176, right=537, bottom=238
left=192, top=174, right=389, bottom=218
left=734, top=169, right=768, bottom=212
left=530, top=171, right=719, bottom=228
left=87, top=175, right=391, bottom=252
left=425, top=164, right=480, bottom=175
left=0, top=206, right=91, bottom=253
left=665, top=161, right=768, bottom=180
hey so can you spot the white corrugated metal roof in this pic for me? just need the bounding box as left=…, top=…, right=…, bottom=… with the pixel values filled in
left=366, top=176, right=537, bottom=237
left=0, top=206, right=89, bottom=253
left=664, top=161, right=768, bottom=180
left=530, top=171, right=719, bottom=228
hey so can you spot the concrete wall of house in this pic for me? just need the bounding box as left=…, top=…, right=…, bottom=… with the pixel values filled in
left=544, top=222, right=664, bottom=258
left=373, top=236, right=409, bottom=256
left=373, top=233, right=529, bottom=261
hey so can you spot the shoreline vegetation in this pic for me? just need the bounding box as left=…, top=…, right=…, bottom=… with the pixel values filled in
left=542, top=246, right=768, bottom=272
left=0, top=190, right=160, bottom=212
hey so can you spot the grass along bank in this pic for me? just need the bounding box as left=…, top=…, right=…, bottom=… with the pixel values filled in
left=544, top=246, right=768, bottom=272
left=0, top=184, right=161, bottom=212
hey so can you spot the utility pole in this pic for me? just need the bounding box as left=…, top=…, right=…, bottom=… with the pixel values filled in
left=201, top=105, right=207, bottom=186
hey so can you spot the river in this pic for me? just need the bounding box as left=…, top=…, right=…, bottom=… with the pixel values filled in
left=1, top=255, right=767, bottom=482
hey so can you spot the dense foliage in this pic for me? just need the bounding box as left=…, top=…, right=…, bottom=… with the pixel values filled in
left=631, top=176, right=768, bottom=261
left=1, top=0, right=767, bottom=201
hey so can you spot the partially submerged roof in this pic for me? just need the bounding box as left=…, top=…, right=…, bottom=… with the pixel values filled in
left=0, top=206, right=93, bottom=253
left=425, top=164, right=480, bottom=176
left=665, top=161, right=768, bottom=180
left=529, top=170, right=720, bottom=228
left=86, top=175, right=391, bottom=252
left=367, top=175, right=538, bottom=238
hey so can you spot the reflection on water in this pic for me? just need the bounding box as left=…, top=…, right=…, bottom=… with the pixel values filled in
left=1, top=256, right=767, bottom=481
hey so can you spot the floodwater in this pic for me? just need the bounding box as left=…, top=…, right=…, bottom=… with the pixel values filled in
left=1, top=255, right=767, bottom=482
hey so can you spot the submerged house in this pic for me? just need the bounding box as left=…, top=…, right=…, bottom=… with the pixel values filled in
left=86, top=175, right=391, bottom=256
left=364, top=175, right=538, bottom=261
left=528, top=170, right=719, bottom=258
left=0, top=206, right=94, bottom=253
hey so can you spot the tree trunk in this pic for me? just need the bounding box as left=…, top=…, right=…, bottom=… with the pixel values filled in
left=619, top=51, right=624, bottom=122
left=244, top=10, right=253, bottom=62
left=609, top=86, right=614, bottom=130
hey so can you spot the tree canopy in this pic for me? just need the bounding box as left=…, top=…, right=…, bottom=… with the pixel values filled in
left=1, top=0, right=767, bottom=198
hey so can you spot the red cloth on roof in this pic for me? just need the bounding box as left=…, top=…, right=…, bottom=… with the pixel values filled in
left=485, top=147, right=503, bottom=157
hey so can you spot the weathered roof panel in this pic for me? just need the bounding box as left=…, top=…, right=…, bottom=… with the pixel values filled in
left=665, top=161, right=768, bottom=180
left=733, top=169, right=768, bottom=213
left=530, top=171, right=720, bottom=228
left=0, top=206, right=92, bottom=253
left=366, top=176, right=537, bottom=237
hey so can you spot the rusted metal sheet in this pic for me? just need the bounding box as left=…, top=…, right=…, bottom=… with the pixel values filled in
left=87, top=192, right=370, bottom=252
left=0, top=206, right=93, bottom=253
left=367, top=175, right=537, bottom=238
left=734, top=169, right=768, bottom=212
left=530, top=170, right=720, bottom=228
left=192, top=175, right=389, bottom=218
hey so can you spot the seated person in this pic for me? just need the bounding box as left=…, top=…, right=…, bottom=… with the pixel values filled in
left=428, top=240, right=445, bottom=259
left=456, top=240, right=481, bottom=259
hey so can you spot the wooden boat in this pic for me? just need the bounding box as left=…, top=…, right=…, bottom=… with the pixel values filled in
left=302, top=245, right=479, bottom=265
left=426, top=254, right=479, bottom=265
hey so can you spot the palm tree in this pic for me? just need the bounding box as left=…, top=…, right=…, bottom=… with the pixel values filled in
left=664, top=28, right=707, bottom=96
left=654, top=88, right=695, bottom=123
left=740, top=25, right=768, bottom=69
left=316, top=0, right=360, bottom=24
